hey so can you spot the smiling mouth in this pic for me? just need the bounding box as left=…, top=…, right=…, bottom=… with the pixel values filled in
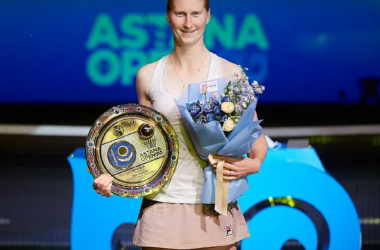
left=181, top=30, right=196, bottom=34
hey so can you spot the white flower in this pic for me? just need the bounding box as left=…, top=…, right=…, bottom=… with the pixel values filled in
left=221, top=102, right=235, bottom=114
left=252, top=80, right=259, bottom=87
left=242, top=102, right=247, bottom=108
left=255, top=85, right=265, bottom=94
left=223, top=117, right=235, bottom=132
left=236, top=104, right=243, bottom=115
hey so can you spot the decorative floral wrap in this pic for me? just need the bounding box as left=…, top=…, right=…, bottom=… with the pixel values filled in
left=175, top=74, right=264, bottom=216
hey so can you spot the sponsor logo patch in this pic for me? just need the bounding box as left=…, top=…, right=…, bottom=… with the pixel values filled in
left=224, top=225, right=232, bottom=236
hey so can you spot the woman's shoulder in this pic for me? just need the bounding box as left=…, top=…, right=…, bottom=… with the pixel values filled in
left=136, top=54, right=170, bottom=81
left=136, top=60, right=159, bottom=83
left=135, top=59, right=161, bottom=99
left=136, top=55, right=169, bottom=97
left=216, top=55, right=245, bottom=80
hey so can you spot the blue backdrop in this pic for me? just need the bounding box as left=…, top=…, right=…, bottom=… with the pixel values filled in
left=68, top=147, right=361, bottom=249
left=1, top=0, right=379, bottom=104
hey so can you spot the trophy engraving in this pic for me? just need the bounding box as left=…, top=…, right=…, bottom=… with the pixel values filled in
left=85, top=104, right=179, bottom=197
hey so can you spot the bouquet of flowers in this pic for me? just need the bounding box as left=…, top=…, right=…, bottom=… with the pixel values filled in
left=176, top=67, right=265, bottom=216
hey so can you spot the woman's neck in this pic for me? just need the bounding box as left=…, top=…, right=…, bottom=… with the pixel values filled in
left=171, top=43, right=209, bottom=71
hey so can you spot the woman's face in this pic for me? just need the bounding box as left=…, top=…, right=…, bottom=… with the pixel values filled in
left=167, top=0, right=210, bottom=47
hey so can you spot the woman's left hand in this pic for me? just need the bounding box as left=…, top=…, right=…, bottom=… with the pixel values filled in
left=212, top=155, right=262, bottom=180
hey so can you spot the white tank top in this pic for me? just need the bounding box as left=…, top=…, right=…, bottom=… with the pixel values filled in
left=145, top=52, right=223, bottom=203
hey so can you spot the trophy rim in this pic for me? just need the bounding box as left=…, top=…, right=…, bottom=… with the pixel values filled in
left=85, top=104, right=179, bottom=198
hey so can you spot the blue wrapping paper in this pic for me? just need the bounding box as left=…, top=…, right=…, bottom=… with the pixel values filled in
left=176, top=78, right=263, bottom=204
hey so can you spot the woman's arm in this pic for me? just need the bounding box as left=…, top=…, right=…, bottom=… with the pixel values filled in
left=213, top=112, right=268, bottom=180
left=246, top=111, right=268, bottom=173
left=213, top=58, right=268, bottom=179
left=135, top=62, right=156, bottom=107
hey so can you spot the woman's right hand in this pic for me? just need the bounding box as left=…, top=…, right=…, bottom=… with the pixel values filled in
left=92, top=172, right=114, bottom=198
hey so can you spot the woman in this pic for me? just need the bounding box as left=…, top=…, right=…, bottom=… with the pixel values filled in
left=93, top=0, right=268, bottom=249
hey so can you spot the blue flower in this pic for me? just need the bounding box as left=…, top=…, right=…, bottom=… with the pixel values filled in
left=196, top=114, right=208, bottom=124
left=214, top=105, right=222, bottom=116
left=214, top=106, right=225, bottom=121
left=219, top=115, right=227, bottom=122
left=221, top=96, right=230, bottom=102
left=186, top=101, right=202, bottom=119
left=206, top=113, right=216, bottom=122
left=202, top=102, right=212, bottom=114
left=209, top=98, right=220, bottom=106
